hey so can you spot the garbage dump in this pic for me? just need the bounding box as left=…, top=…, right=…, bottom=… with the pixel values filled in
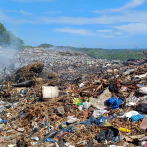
left=0, top=47, right=147, bottom=146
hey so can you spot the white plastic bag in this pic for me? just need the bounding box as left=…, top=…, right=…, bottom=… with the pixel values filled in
left=126, top=96, right=140, bottom=106
left=83, top=102, right=91, bottom=109
left=78, top=105, right=83, bottom=111
left=67, top=116, right=74, bottom=119
left=139, top=87, right=147, bottom=94
left=67, top=118, right=79, bottom=123
left=90, top=88, right=111, bottom=109
left=92, top=110, right=107, bottom=118
left=79, top=82, right=84, bottom=88
left=120, top=111, right=139, bottom=118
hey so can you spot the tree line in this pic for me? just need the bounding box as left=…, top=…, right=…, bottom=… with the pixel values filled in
left=76, top=48, right=146, bottom=61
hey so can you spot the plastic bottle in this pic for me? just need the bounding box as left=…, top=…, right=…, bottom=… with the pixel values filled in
left=119, top=127, right=131, bottom=133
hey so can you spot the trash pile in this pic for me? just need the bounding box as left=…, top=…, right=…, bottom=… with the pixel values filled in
left=0, top=48, right=147, bottom=147
left=0, top=47, right=124, bottom=82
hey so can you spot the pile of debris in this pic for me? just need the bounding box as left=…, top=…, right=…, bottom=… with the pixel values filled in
left=0, top=50, right=147, bottom=147
left=0, top=47, right=124, bottom=83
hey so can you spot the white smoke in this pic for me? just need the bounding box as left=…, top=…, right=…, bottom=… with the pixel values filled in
left=0, top=47, right=18, bottom=64
left=0, top=46, right=19, bottom=80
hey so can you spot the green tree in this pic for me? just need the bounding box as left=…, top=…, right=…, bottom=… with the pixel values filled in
left=0, top=23, right=24, bottom=49
left=0, top=23, right=9, bottom=45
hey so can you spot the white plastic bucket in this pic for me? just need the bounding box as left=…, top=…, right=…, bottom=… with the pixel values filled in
left=42, top=86, right=59, bottom=100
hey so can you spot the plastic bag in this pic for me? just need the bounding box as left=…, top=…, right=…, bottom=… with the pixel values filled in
left=95, top=130, right=106, bottom=142
left=73, top=98, right=83, bottom=106
left=105, top=129, right=115, bottom=141
left=94, top=116, right=107, bottom=126
left=92, top=110, right=107, bottom=118
left=120, top=110, right=139, bottom=118
left=78, top=105, right=83, bottom=111
left=105, top=97, right=122, bottom=109
left=90, top=88, right=111, bottom=109
left=109, top=83, right=118, bottom=93
left=141, top=95, right=147, bottom=102
left=79, top=82, right=84, bottom=88
left=67, top=118, right=79, bottom=124
left=126, top=96, right=139, bottom=106
left=87, top=138, right=93, bottom=147
left=95, top=128, right=118, bottom=142
left=135, top=103, right=147, bottom=114
left=139, top=87, right=147, bottom=94
left=83, top=102, right=91, bottom=109
left=38, top=130, right=58, bottom=143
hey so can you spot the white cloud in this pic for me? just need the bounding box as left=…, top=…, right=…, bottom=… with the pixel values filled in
left=20, top=9, right=31, bottom=15
left=113, top=23, right=147, bottom=34
left=120, top=0, right=145, bottom=9
left=115, top=32, right=122, bottom=35
left=39, top=11, right=147, bottom=25
left=12, top=0, right=54, bottom=2
left=5, top=9, right=32, bottom=15
left=110, top=0, right=145, bottom=12
left=2, top=0, right=147, bottom=27
left=2, top=8, right=147, bottom=27
left=44, top=11, right=62, bottom=14
left=54, top=28, right=94, bottom=36
left=0, top=9, right=34, bottom=24
left=93, top=0, right=146, bottom=13
left=97, top=29, right=113, bottom=32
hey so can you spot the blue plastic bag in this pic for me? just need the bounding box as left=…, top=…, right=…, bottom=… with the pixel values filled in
left=74, top=116, right=107, bottom=126
left=105, top=97, right=122, bottom=109
left=94, top=116, right=107, bottom=126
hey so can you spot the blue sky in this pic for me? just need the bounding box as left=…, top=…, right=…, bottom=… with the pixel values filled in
left=0, top=0, right=147, bottom=49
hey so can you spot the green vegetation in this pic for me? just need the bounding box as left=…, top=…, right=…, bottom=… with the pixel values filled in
left=86, top=49, right=145, bottom=61
left=37, top=43, right=146, bottom=61
left=22, top=45, right=34, bottom=49
left=0, top=23, right=24, bottom=49
left=38, top=43, right=53, bottom=48
left=68, top=47, right=146, bottom=61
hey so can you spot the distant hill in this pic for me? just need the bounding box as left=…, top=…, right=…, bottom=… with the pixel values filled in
left=38, top=43, right=53, bottom=48
left=37, top=43, right=146, bottom=61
